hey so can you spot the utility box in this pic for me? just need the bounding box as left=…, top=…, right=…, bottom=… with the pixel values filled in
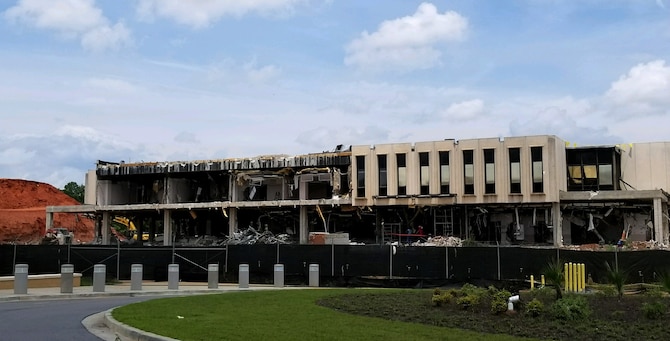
left=14, top=264, right=28, bottom=295
left=131, top=264, right=143, bottom=291
left=60, top=264, right=74, bottom=294
left=168, top=264, right=179, bottom=290
left=274, top=264, right=284, bottom=288
left=93, top=264, right=106, bottom=293
left=309, top=263, right=319, bottom=287
left=239, top=264, right=249, bottom=289
left=208, top=264, right=219, bottom=289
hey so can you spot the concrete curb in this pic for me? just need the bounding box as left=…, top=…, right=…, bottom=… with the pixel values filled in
left=104, top=308, right=179, bottom=341
left=0, top=288, right=253, bottom=302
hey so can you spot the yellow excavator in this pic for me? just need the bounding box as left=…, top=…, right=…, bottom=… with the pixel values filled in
left=112, top=216, right=150, bottom=241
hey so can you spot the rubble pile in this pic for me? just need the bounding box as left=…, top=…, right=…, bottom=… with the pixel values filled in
left=416, top=235, right=463, bottom=247
left=225, top=227, right=292, bottom=245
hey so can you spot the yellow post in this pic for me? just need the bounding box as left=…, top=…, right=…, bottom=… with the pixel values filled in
left=530, top=275, right=535, bottom=290
left=580, top=263, right=586, bottom=292
left=564, top=263, right=569, bottom=292
left=541, top=274, right=545, bottom=287
left=571, top=263, right=577, bottom=292
left=576, top=264, right=581, bottom=292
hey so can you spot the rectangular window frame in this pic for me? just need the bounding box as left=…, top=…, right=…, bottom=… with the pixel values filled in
left=509, top=148, right=521, bottom=193
left=378, top=154, right=387, bottom=196
left=463, top=150, right=474, bottom=194
left=484, top=149, right=495, bottom=194
left=396, top=153, right=406, bottom=195
left=419, top=152, right=429, bottom=195
left=531, top=147, right=543, bottom=193
left=356, top=155, right=366, bottom=197
left=439, top=151, right=450, bottom=194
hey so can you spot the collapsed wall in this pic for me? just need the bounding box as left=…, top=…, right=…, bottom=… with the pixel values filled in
left=0, top=179, right=94, bottom=244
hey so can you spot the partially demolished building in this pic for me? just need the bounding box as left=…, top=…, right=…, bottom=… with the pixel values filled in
left=47, top=135, right=670, bottom=248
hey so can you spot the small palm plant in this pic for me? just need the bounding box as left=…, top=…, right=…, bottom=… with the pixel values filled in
left=605, top=261, right=627, bottom=300
left=544, top=258, right=564, bottom=300
left=658, top=270, right=670, bottom=294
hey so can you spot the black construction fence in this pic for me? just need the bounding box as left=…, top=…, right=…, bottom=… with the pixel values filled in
left=1, top=244, right=670, bottom=287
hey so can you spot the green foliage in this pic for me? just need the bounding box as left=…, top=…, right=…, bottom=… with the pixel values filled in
left=604, top=261, right=627, bottom=300
left=543, top=258, right=565, bottom=300
left=456, top=294, right=480, bottom=310
left=62, top=181, right=85, bottom=203
left=433, top=288, right=442, bottom=296
left=431, top=292, right=453, bottom=307
left=658, top=271, right=670, bottom=293
left=525, top=298, right=544, bottom=317
left=641, top=301, right=666, bottom=320
left=595, top=285, right=619, bottom=298
left=460, top=283, right=486, bottom=296
left=490, top=289, right=512, bottom=315
left=550, top=295, right=591, bottom=321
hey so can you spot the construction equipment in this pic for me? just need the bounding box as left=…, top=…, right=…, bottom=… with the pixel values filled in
left=112, top=216, right=151, bottom=241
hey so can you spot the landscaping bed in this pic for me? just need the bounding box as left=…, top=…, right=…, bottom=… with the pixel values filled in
left=317, top=286, right=670, bottom=341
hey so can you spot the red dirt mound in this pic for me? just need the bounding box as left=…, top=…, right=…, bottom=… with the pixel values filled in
left=0, top=179, right=94, bottom=244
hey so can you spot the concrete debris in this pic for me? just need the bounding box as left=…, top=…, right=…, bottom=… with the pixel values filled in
left=415, top=236, right=463, bottom=247
left=225, top=227, right=292, bottom=245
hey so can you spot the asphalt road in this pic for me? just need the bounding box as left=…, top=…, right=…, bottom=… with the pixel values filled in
left=0, top=297, right=153, bottom=341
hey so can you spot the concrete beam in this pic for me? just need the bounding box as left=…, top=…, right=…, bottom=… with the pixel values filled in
left=560, top=190, right=667, bottom=202
left=46, top=205, right=96, bottom=213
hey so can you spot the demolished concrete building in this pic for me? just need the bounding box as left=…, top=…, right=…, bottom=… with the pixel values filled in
left=47, top=135, right=670, bottom=248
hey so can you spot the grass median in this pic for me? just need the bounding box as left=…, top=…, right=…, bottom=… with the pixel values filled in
left=112, top=289, right=527, bottom=341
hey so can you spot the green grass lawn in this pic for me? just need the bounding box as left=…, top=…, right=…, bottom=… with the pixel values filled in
left=113, top=289, right=531, bottom=341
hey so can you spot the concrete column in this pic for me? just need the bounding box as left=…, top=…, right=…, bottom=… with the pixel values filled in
left=653, top=198, right=664, bottom=244
left=101, top=212, right=111, bottom=245
left=663, top=202, right=669, bottom=245
left=163, top=210, right=172, bottom=246
left=552, top=202, right=563, bottom=247
left=228, top=207, right=238, bottom=236
left=46, top=212, right=54, bottom=232
left=299, top=205, right=309, bottom=244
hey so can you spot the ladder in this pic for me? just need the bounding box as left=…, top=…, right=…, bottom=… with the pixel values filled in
left=434, top=207, right=454, bottom=236
left=382, top=222, right=401, bottom=243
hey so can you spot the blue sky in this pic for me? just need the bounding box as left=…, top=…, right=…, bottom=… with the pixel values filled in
left=1, top=0, right=669, bottom=188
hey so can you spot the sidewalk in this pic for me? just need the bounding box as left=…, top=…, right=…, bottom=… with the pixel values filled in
left=0, top=280, right=295, bottom=302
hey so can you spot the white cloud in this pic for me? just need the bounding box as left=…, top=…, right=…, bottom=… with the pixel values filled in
left=136, top=0, right=306, bottom=28
left=86, top=77, right=139, bottom=93
left=3, top=0, right=132, bottom=52
left=244, top=59, right=282, bottom=83
left=605, top=60, right=670, bottom=115
left=174, top=131, right=199, bottom=144
left=442, top=99, right=484, bottom=121
left=344, top=2, right=468, bottom=72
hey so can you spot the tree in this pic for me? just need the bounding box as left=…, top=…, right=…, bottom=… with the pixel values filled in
left=62, top=182, right=85, bottom=203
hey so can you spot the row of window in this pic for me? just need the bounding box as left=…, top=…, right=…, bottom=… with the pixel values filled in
left=356, top=147, right=544, bottom=197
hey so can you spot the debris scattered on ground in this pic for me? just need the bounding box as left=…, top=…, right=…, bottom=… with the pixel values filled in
left=225, top=227, right=292, bottom=245
left=415, top=236, right=463, bottom=247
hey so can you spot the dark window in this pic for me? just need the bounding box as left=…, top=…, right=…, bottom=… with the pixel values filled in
left=356, top=155, right=365, bottom=197
left=509, top=148, right=521, bottom=193
left=397, top=153, right=406, bottom=195
left=378, top=155, right=387, bottom=196
left=463, top=150, right=474, bottom=194
left=567, top=148, right=616, bottom=191
left=531, top=147, right=543, bottom=193
left=484, top=149, right=495, bottom=194
left=439, top=151, right=450, bottom=194
left=419, top=152, right=429, bottom=195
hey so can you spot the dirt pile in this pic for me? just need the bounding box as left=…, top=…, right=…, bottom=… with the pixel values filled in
left=0, top=178, right=94, bottom=244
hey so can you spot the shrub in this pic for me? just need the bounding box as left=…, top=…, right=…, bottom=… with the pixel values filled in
left=595, top=285, right=619, bottom=298
left=433, top=288, right=442, bottom=296
left=431, top=292, right=453, bottom=307
left=659, top=271, right=670, bottom=293
left=543, top=258, right=565, bottom=299
left=550, top=295, right=591, bottom=321
left=604, top=261, right=627, bottom=300
left=456, top=294, right=480, bottom=310
left=490, top=289, right=512, bottom=315
left=525, top=298, right=544, bottom=317
left=641, top=301, right=666, bottom=320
